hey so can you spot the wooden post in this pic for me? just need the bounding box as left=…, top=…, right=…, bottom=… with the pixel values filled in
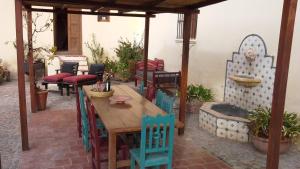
left=267, top=0, right=298, bottom=168
left=27, top=7, right=37, bottom=113
left=15, top=0, right=29, bottom=151
left=143, top=13, right=150, bottom=88
left=178, top=11, right=192, bottom=135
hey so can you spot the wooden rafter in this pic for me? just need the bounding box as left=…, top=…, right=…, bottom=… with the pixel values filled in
left=185, top=0, right=226, bottom=9
left=144, top=0, right=166, bottom=7
left=23, top=0, right=201, bottom=13
left=28, top=7, right=156, bottom=18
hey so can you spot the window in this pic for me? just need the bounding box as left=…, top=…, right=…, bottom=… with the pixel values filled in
left=97, top=9, right=110, bottom=22
left=53, top=10, right=68, bottom=51
left=176, top=13, right=198, bottom=40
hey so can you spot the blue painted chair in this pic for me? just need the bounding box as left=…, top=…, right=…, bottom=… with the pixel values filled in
left=155, top=89, right=164, bottom=108
left=161, top=95, right=175, bottom=114
left=130, top=113, right=175, bottom=169
left=139, top=81, right=145, bottom=95
left=78, top=88, right=107, bottom=152
left=78, top=88, right=91, bottom=151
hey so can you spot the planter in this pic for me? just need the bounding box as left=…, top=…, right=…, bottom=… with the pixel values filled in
left=186, top=100, right=203, bottom=113
left=24, top=61, right=45, bottom=80
left=36, top=90, right=48, bottom=111
left=250, top=134, right=292, bottom=154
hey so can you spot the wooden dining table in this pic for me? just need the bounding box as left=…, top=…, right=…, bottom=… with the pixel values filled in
left=83, top=84, right=184, bottom=169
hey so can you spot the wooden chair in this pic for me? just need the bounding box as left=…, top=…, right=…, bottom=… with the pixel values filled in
left=155, top=89, right=164, bottom=108
left=146, top=84, right=155, bottom=102
left=63, top=64, right=105, bottom=96
left=139, top=81, right=145, bottom=96
left=161, top=94, right=175, bottom=114
left=130, top=113, right=175, bottom=169
left=78, top=88, right=91, bottom=151
left=42, top=62, right=79, bottom=95
left=86, top=100, right=129, bottom=169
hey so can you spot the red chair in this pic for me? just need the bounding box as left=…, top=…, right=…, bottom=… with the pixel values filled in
left=146, top=85, right=155, bottom=102
left=86, top=100, right=129, bottom=169
left=42, top=62, right=79, bottom=95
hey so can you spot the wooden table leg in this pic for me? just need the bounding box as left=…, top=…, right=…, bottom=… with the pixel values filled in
left=108, top=132, right=117, bottom=169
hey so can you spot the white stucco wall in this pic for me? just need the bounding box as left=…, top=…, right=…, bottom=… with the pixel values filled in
left=148, top=0, right=300, bottom=113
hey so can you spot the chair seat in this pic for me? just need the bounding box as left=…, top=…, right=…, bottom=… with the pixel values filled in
left=130, top=148, right=169, bottom=167
left=63, top=74, right=97, bottom=84
left=43, top=73, right=73, bottom=82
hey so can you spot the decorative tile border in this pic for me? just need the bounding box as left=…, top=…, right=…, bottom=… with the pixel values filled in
left=199, top=103, right=250, bottom=142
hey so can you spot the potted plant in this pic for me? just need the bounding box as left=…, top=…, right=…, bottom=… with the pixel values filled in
left=248, top=106, right=300, bottom=154
left=114, top=38, right=143, bottom=81
left=35, top=82, right=48, bottom=111
left=186, top=84, right=214, bottom=113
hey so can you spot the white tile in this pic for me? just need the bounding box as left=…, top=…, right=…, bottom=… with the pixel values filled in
left=216, top=128, right=227, bottom=138
left=227, top=121, right=238, bottom=131
left=237, top=122, right=249, bottom=133
left=227, top=131, right=237, bottom=140
left=237, top=133, right=249, bottom=142
left=217, top=119, right=227, bottom=129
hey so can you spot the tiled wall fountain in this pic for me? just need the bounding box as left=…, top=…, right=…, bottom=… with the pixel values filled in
left=199, top=34, right=276, bottom=142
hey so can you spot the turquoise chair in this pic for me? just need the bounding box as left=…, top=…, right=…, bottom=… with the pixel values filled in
left=155, top=89, right=164, bottom=108
left=161, top=95, right=175, bottom=114
left=78, top=88, right=107, bottom=152
left=139, top=81, right=144, bottom=95
left=130, top=113, right=175, bottom=169
left=78, top=88, right=91, bottom=151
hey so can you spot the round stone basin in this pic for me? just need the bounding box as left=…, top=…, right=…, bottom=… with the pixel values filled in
left=211, top=103, right=250, bottom=119
left=199, top=102, right=250, bottom=142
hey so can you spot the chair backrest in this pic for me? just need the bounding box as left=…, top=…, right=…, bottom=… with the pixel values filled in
left=161, top=95, right=175, bottom=114
left=139, top=113, right=175, bottom=163
left=61, top=62, right=79, bottom=75
left=78, top=88, right=88, bottom=121
left=139, top=81, right=144, bottom=95
left=88, top=64, right=105, bottom=75
left=155, top=89, right=163, bottom=108
left=146, top=85, right=155, bottom=101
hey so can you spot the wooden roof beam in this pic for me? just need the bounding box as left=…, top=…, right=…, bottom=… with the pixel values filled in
left=23, top=0, right=198, bottom=13
left=185, top=0, right=226, bottom=9
left=29, top=7, right=156, bottom=17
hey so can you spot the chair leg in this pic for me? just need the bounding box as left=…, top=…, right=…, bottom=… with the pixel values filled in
left=44, top=83, right=48, bottom=89
left=59, top=84, right=63, bottom=96
left=167, top=163, right=172, bottom=169
left=66, top=85, right=70, bottom=96
left=130, top=158, right=135, bottom=169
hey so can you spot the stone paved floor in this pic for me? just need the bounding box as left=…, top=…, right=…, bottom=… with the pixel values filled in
left=1, top=80, right=300, bottom=169
left=19, top=108, right=231, bottom=169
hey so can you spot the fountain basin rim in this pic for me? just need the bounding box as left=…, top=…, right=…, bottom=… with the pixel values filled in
left=229, top=75, right=261, bottom=88
left=200, top=102, right=250, bottom=123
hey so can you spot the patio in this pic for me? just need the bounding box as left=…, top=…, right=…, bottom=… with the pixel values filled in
left=2, top=0, right=299, bottom=169
left=1, top=81, right=300, bottom=169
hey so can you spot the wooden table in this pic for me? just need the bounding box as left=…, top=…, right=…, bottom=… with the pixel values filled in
left=83, top=85, right=183, bottom=169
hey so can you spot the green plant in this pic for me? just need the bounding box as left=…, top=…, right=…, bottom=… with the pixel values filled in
left=103, top=57, right=117, bottom=73
left=187, top=84, right=214, bottom=102
left=114, top=38, right=143, bottom=66
left=85, top=34, right=105, bottom=64
left=116, top=62, right=131, bottom=80
left=248, top=106, right=300, bottom=139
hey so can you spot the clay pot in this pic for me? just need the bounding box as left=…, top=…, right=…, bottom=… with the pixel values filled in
left=250, top=134, right=292, bottom=154
left=186, top=100, right=203, bottom=113
left=36, top=90, right=48, bottom=111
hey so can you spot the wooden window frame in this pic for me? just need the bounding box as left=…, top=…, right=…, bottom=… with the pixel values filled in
left=176, top=13, right=198, bottom=40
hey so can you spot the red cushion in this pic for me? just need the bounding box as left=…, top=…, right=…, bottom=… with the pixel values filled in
left=135, top=60, right=158, bottom=71
left=63, top=75, right=97, bottom=84
left=43, top=73, right=72, bottom=82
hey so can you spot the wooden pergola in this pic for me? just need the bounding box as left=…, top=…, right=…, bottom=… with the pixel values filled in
left=14, top=0, right=298, bottom=169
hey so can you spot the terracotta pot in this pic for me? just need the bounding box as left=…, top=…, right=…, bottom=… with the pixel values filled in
left=186, top=100, right=203, bottom=113
left=36, top=90, right=48, bottom=111
left=250, top=134, right=292, bottom=154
